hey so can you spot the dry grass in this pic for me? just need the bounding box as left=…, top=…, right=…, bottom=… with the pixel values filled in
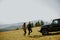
left=0, top=27, right=60, bottom=40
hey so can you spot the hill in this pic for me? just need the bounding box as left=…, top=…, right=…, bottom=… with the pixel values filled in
left=0, top=20, right=42, bottom=31
left=0, top=27, right=60, bottom=40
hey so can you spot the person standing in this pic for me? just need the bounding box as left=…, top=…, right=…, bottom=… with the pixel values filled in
left=27, top=22, right=32, bottom=35
left=22, top=23, right=27, bottom=36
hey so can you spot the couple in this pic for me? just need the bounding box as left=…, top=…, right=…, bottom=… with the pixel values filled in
left=22, top=22, right=32, bottom=36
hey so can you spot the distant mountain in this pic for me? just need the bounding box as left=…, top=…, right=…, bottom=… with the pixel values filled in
left=0, top=22, right=23, bottom=32
left=0, top=20, right=50, bottom=32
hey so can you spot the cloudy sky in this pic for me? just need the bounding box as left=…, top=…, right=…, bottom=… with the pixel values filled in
left=0, top=0, right=60, bottom=24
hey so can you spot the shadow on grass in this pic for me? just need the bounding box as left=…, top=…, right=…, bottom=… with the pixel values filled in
left=29, top=32, right=60, bottom=38
left=29, top=35, right=42, bottom=38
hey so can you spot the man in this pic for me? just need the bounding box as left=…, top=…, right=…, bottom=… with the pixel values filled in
left=27, top=22, right=32, bottom=35
left=22, top=23, right=27, bottom=36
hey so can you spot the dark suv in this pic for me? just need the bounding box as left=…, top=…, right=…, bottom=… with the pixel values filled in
left=39, top=19, right=60, bottom=35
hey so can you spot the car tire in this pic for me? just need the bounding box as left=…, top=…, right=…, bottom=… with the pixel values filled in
left=42, top=29, right=48, bottom=35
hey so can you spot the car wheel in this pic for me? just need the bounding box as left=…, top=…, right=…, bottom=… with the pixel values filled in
left=42, top=29, right=48, bottom=35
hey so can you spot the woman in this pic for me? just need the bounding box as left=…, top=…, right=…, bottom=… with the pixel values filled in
left=22, top=23, right=27, bottom=36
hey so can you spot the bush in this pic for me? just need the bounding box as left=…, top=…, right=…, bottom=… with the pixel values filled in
left=16, top=27, right=19, bottom=30
left=35, top=21, right=41, bottom=27
left=41, top=20, right=44, bottom=26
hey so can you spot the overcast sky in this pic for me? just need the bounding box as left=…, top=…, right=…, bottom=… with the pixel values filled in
left=0, top=0, right=60, bottom=24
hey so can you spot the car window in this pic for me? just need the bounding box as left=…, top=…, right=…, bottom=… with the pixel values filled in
left=53, top=20, right=58, bottom=24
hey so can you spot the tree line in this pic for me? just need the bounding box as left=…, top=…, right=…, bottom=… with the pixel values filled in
left=31, top=20, right=44, bottom=27
left=16, top=20, right=44, bottom=30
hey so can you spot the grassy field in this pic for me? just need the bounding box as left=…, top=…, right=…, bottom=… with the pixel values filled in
left=0, top=27, right=60, bottom=40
